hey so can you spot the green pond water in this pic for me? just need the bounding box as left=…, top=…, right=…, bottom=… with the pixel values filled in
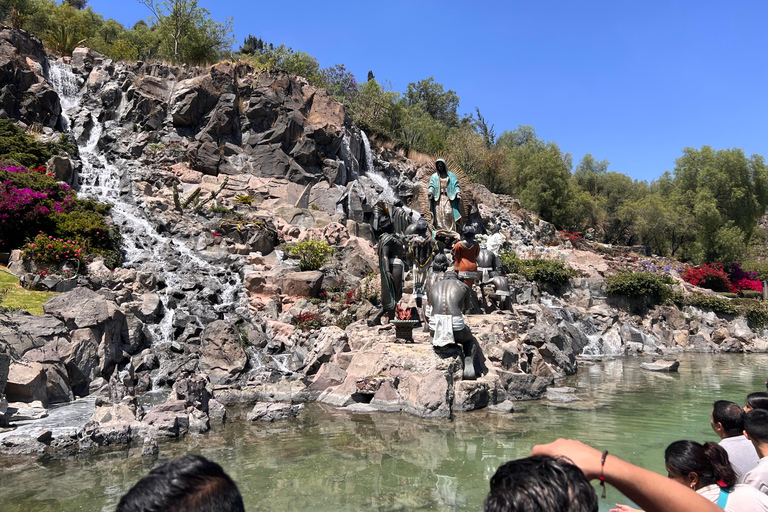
left=2, top=353, right=767, bottom=512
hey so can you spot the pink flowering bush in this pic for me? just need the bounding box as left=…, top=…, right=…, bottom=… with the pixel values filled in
left=24, top=233, right=86, bottom=267
left=0, top=165, right=122, bottom=268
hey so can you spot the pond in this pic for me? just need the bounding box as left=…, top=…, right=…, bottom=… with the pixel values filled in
left=2, top=353, right=766, bottom=511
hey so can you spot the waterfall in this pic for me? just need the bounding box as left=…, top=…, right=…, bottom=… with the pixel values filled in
left=47, top=60, right=80, bottom=129
left=360, top=130, right=398, bottom=204
left=47, top=63, right=243, bottom=345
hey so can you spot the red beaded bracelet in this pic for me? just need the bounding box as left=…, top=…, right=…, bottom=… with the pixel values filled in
left=599, top=450, right=609, bottom=498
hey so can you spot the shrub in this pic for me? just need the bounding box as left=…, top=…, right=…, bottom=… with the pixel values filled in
left=23, top=233, right=86, bottom=267
left=500, top=251, right=578, bottom=288
left=233, top=195, right=253, bottom=204
left=681, top=263, right=735, bottom=293
left=285, top=239, right=333, bottom=271
left=356, top=272, right=381, bottom=306
left=0, top=120, right=53, bottom=168
left=685, top=294, right=738, bottom=316
left=295, top=311, right=323, bottom=331
left=606, top=271, right=674, bottom=302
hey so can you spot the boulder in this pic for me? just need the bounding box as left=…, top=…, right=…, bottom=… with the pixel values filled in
left=5, top=361, right=48, bottom=406
left=640, top=360, right=680, bottom=372
left=496, top=370, right=552, bottom=400
left=198, top=320, right=247, bottom=385
left=302, top=326, right=350, bottom=375
left=142, top=399, right=190, bottom=437
left=281, top=271, right=324, bottom=297
left=246, top=402, right=304, bottom=422
left=173, top=376, right=210, bottom=412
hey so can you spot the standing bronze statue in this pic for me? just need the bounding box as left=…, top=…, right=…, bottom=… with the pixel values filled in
left=427, top=159, right=462, bottom=232
left=368, top=215, right=406, bottom=327
left=406, top=218, right=437, bottom=309
left=427, top=270, right=477, bottom=380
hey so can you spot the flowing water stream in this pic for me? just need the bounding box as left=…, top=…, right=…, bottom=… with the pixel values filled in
left=2, top=353, right=766, bottom=512
left=46, top=61, right=243, bottom=344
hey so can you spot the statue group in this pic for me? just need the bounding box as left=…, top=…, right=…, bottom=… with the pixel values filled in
left=368, top=158, right=513, bottom=381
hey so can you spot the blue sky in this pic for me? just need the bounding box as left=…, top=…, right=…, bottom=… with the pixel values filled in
left=88, top=0, right=768, bottom=183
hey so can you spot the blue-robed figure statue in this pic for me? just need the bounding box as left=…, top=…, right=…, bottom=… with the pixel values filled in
left=428, top=158, right=462, bottom=232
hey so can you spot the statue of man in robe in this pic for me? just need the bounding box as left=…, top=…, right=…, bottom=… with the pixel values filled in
left=427, top=159, right=462, bottom=233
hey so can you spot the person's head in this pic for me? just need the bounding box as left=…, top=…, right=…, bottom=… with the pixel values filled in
left=435, top=159, right=447, bottom=174
left=711, top=400, right=745, bottom=438
left=484, top=456, right=598, bottom=512
left=116, top=455, right=245, bottom=512
left=416, top=218, right=428, bottom=234
left=433, top=253, right=448, bottom=272
left=664, top=440, right=736, bottom=491
left=462, top=225, right=476, bottom=240
left=745, top=392, right=768, bottom=412
left=744, top=409, right=768, bottom=446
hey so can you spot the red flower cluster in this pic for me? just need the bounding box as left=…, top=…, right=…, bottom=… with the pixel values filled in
left=558, top=230, right=583, bottom=244
left=733, top=278, right=763, bottom=292
left=682, top=263, right=736, bottom=293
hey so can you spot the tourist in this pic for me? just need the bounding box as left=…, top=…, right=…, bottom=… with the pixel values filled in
left=744, top=409, right=768, bottom=495
left=611, top=440, right=768, bottom=511
left=529, top=439, right=723, bottom=512
left=711, top=400, right=759, bottom=481
left=484, top=455, right=598, bottom=512
left=746, top=392, right=768, bottom=412
left=116, top=455, right=245, bottom=512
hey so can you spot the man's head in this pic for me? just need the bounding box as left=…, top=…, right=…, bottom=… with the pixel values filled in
left=744, top=409, right=768, bottom=448
left=116, top=455, right=245, bottom=512
left=746, top=391, right=768, bottom=412
left=416, top=218, right=429, bottom=234
left=484, top=456, right=598, bottom=512
left=711, top=400, right=745, bottom=439
left=433, top=253, right=448, bottom=272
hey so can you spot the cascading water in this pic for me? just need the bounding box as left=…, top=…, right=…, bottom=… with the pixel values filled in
left=46, top=61, right=244, bottom=345
left=360, top=130, right=420, bottom=220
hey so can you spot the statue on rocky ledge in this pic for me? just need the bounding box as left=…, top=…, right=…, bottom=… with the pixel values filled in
left=452, top=225, right=480, bottom=287
left=477, top=248, right=511, bottom=311
left=427, top=158, right=462, bottom=233
left=405, top=218, right=437, bottom=309
left=427, top=270, right=477, bottom=380
left=368, top=213, right=406, bottom=327
left=423, top=252, right=449, bottom=332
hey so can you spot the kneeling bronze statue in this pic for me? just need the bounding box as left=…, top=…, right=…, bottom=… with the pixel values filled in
left=427, top=270, right=477, bottom=380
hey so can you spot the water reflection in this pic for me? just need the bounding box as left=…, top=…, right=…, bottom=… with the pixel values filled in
left=2, top=353, right=766, bottom=511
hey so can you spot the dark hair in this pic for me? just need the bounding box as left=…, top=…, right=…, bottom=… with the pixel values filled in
left=116, top=455, right=245, bottom=512
left=746, top=392, right=768, bottom=411
left=745, top=409, right=768, bottom=443
left=664, top=440, right=736, bottom=488
left=712, top=400, right=744, bottom=436
left=432, top=253, right=448, bottom=272
left=484, top=456, right=598, bottom=512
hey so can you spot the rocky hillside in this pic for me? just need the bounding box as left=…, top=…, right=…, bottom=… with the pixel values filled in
left=1, top=27, right=766, bottom=457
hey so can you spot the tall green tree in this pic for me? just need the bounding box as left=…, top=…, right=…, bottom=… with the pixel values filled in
left=137, top=0, right=233, bottom=64
left=403, top=77, right=460, bottom=128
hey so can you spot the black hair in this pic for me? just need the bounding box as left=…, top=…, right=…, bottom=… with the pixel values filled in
left=432, top=253, right=448, bottom=273
left=712, top=400, right=744, bottom=436
left=664, top=440, right=736, bottom=488
left=746, top=392, right=768, bottom=411
left=484, top=456, right=598, bottom=512
left=745, top=409, right=768, bottom=443
left=116, top=455, right=245, bottom=512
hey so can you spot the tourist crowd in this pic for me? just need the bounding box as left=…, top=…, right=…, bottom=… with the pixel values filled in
left=113, top=390, right=768, bottom=511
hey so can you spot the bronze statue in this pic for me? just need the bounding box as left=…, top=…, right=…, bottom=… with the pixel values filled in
left=427, top=270, right=477, bottom=380
left=452, top=226, right=480, bottom=287
left=406, top=218, right=437, bottom=309
left=423, top=252, right=448, bottom=332
left=477, top=248, right=511, bottom=311
left=368, top=213, right=406, bottom=327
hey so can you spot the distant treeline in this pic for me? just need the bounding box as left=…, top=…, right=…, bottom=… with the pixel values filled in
left=4, top=1, right=768, bottom=265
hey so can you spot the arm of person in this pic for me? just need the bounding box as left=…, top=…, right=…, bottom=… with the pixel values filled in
left=531, top=439, right=722, bottom=512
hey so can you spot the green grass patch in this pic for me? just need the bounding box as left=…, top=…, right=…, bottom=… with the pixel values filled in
left=0, top=266, right=57, bottom=315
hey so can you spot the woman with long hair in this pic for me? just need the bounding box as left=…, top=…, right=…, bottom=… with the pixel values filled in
left=611, top=440, right=768, bottom=512
left=746, top=392, right=768, bottom=412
